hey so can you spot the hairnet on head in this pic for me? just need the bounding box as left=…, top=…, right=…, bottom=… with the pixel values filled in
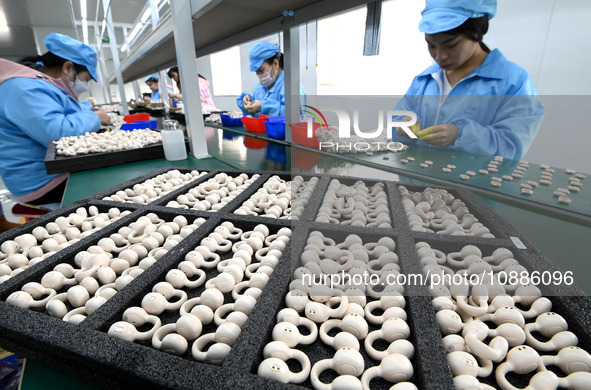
left=44, top=33, right=98, bottom=81
left=145, top=74, right=159, bottom=82
left=419, top=0, right=497, bottom=34
left=249, top=42, right=280, bottom=72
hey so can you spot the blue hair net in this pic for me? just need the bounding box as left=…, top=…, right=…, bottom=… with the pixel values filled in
left=145, top=74, right=159, bottom=82
left=249, top=42, right=280, bottom=72
left=44, top=33, right=98, bottom=81
left=419, top=0, right=497, bottom=34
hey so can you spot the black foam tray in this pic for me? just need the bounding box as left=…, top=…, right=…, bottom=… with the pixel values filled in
left=0, top=168, right=589, bottom=390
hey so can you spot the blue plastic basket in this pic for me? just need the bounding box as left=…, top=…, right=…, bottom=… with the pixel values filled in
left=220, top=114, right=243, bottom=126
left=120, top=120, right=158, bottom=130
left=264, top=122, right=285, bottom=140
left=265, top=116, right=285, bottom=124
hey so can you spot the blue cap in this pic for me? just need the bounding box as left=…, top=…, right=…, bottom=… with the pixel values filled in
left=44, top=33, right=98, bottom=81
left=419, top=0, right=497, bottom=34
left=145, top=74, right=159, bottom=82
left=249, top=42, right=280, bottom=72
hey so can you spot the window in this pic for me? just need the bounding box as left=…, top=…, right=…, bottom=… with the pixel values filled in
left=317, top=0, right=432, bottom=95
left=210, top=46, right=242, bottom=96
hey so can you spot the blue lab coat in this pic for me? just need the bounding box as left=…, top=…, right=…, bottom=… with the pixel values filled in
left=237, top=72, right=306, bottom=117
left=393, top=49, right=545, bottom=160
left=0, top=77, right=100, bottom=198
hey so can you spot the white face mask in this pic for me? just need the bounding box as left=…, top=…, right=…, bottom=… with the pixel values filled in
left=68, top=70, right=90, bottom=96
left=257, top=65, right=278, bottom=88
left=71, top=78, right=89, bottom=96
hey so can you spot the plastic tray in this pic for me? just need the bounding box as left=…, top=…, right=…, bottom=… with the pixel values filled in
left=290, top=122, right=320, bottom=148
left=220, top=114, right=243, bottom=127
left=241, top=115, right=268, bottom=133
left=120, top=120, right=158, bottom=130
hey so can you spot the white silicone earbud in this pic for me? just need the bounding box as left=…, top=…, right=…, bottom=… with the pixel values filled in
left=525, top=312, right=578, bottom=351
left=258, top=358, right=312, bottom=385
left=541, top=346, right=591, bottom=375
left=6, top=287, right=56, bottom=309
left=436, top=309, right=464, bottom=335
left=442, top=334, right=467, bottom=353
left=557, top=371, right=591, bottom=390
left=272, top=321, right=317, bottom=347
left=165, top=268, right=206, bottom=289
left=191, top=333, right=231, bottom=364
left=361, top=354, right=414, bottom=387
left=319, top=313, right=369, bottom=341
left=364, top=295, right=406, bottom=325
left=477, top=306, right=525, bottom=328
left=305, top=295, right=349, bottom=322
left=495, top=345, right=545, bottom=389
left=261, top=341, right=311, bottom=384
left=364, top=317, right=411, bottom=356
left=310, top=347, right=365, bottom=389
left=276, top=308, right=318, bottom=340
left=141, top=282, right=188, bottom=315
left=175, top=313, right=203, bottom=340
left=108, top=307, right=161, bottom=342
left=462, top=321, right=508, bottom=362
left=447, top=351, right=490, bottom=378
left=284, top=289, right=310, bottom=313
left=152, top=323, right=188, bottom=355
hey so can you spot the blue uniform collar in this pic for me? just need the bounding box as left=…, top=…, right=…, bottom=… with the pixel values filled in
left=417, top=48, right=506, bottom=80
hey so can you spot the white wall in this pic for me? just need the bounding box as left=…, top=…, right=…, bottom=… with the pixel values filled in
left=488, top=0, right=591, bottom=171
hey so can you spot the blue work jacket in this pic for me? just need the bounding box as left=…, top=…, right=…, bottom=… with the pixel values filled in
left=393, top=49, right=545, bottom=160
left=0, top=78, right=100, bottom=197
left=237, top=72, right=306, bottom=117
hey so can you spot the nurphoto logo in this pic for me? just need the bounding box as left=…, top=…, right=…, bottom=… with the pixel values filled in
left=303, top=105, right=418, bottom=151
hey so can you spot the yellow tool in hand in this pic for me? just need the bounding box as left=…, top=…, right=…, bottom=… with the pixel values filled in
left=417, top=126, right=434, bottom=141
left=409, top=122, right=421, bottom=135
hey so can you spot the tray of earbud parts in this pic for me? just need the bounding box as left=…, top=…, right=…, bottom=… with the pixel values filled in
left=44, top=134, right=191, bottom=175
left=0, top=167, right=589, bottom=390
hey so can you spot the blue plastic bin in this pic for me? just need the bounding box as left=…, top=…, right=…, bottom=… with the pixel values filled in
left=265, top=116, right=285, bottom=124
left=220, top=114, right=243, bottom=126
left=264, top=121, right=285, bottom=140
left=120, top=120, right=158, bottom=130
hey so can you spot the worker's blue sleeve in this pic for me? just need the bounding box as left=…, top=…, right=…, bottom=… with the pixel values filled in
left=1, top=79, right=100, bottom=147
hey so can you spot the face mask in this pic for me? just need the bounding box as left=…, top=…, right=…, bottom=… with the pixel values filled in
left=257, top=65, right=278, bottom=88
left=68, top=70, right=90, bottom=96
left=70, top=78, right=89, bottom=96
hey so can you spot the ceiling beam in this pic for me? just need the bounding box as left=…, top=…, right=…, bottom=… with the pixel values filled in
left=74, top=20, right=133, bottom=29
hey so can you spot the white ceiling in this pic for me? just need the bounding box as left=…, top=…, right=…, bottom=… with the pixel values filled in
left=0, top=0, right=148, bottom=62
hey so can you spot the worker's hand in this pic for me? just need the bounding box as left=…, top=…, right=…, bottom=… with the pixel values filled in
left=417, top=124, right=458, bottom=146
left=244, top=99, right=262, bottom=114
left=242, top=95, right=252, bottom=106
left=93, top=108, right=111, bottom=125
left=144, top=96, right=151, bottom=103
left=395, top=116, right=421, bottom=137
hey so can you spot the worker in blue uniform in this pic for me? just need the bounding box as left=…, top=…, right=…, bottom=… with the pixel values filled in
left=0, top=33, right=108, bottom=205
left=237, top=42, right=305, bottom=117
left=393, top=0, right=545, bottom=160
left=144, top=75, right=161, bottom=102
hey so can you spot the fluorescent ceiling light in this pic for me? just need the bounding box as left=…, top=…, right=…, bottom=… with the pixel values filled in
left=0, top=11, right=9, bottom=32
left=82, top=18, right=88, bottom=44
left=120, top=42, right=128, bottom=52
left=127, top=22, right=142, bottom=43
left=141, top=8, right=151, bottom=23
left=80, top=0, right=87, bottom=19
